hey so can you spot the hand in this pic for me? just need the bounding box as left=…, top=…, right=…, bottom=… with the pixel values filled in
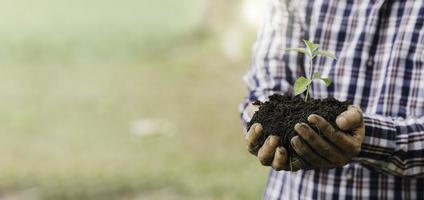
left=292, top=105, right=365, bottom=169
left=245, top=103, right=309, bottom=171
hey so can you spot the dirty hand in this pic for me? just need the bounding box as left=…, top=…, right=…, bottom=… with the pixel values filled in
left=245, top=103, right=308, bottom=171
left=292, top=105, right=365, bottom=169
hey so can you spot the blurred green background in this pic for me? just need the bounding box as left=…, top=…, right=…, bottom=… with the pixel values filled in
left=0, top=0, right=269, bottom=199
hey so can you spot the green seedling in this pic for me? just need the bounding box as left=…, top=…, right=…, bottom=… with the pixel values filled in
left=287, top=40, right=337, bottom=102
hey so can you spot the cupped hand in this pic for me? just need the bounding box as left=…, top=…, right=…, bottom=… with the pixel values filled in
left=245, top=103, right=309, bottom=171
left=292, top=105, right=365, bottom=169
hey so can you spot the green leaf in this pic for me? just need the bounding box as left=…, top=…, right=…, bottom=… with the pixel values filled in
left=303, top=40, right=320, bottom=54
left=313, top=72, right=321, bottom=79
left=294, top=76, right=312, bottom=96
left=321, top=78, right=332, bottom=86
left=286, top=48, right=307, bottom=55
left=316, top=50, right=337, bottom=60
left=313, top=72, right=331, bottom=86
left=312, top=72, right=332, bottom=86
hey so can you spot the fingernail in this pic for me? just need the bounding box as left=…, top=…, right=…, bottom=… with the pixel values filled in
left=294, top=123, right=305, bottom=131
left=254, top=124, right=262, bottom=133
left=278, top=147, right=285, bottom=154
left=267, top=136, right=278, bottom=145
left=294, top=123, right=301, bottom=130
left=336, top=116, right=347, bottom=127
left=308, top=115, right=317, bottom=124
left=265, top=136, right=271, bottom=144
left=270, top=136, right=280, bottom=145
left=291, top=137, right=301, bottom=148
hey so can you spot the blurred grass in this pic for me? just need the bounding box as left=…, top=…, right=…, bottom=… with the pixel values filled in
left=0, top=0, right=268, bottom=199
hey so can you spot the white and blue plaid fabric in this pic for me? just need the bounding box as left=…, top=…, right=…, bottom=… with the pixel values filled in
left=240, top=0, right=424, bottom=199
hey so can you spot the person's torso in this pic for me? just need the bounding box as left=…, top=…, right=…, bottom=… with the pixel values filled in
left=265, top=1, right=424, bottom=199
left=291, top=0, right=424, bottom=119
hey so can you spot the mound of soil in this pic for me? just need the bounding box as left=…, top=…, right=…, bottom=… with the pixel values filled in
left=247, top=94, right=349, bottom=158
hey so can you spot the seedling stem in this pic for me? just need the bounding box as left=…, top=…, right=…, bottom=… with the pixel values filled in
left=287, top=40, right=337, bottom=102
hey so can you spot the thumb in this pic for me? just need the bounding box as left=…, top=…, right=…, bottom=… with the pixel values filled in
left=336, top=105, right=363, bottom=131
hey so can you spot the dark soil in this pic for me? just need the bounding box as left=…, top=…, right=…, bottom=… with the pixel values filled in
left=247, top=94, right=350, bottom=158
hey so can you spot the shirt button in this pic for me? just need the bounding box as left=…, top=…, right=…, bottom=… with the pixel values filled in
left=367, top=60, right=374, bottom=67
left=346, top=171, right=353, bottom=180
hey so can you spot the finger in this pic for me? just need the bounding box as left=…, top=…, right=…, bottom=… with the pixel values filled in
left=353, top=123, right=365, bottom=143
left=247, top=103, right=260, bottom=118
left=291, top=136, right=332, bottom=168
left=290, top=156, right=312, bottom=171
left=257, top=135, right=280, bottom=166
left=272, top=147, right=288, bottom=171
left=336, top=105, right=363, bottom=131
left=309, top=114, right=360, bottom=156
left=247, top=123, right=263, bottom=155
left=295, top=122, right=348, bottom=165
left=350, top=124, right=365, bottom=156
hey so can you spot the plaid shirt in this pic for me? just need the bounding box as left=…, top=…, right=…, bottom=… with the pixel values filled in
left=239, top=0, right=424, bottom=199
